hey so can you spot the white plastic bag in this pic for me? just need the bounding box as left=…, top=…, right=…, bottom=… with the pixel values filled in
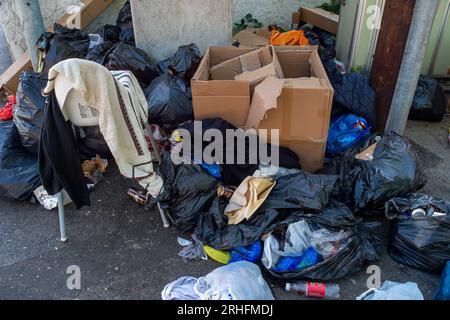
left=357, top=281, right=424, bottom=300
left=195, top=262, right=274, bottom=300
left=162, top=277, right=200, bottom=301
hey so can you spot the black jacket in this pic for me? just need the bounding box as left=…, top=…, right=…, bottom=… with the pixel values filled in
left=38, top=93, right=90, bottom=209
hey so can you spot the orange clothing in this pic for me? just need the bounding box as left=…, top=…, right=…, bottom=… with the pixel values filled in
left=269, top=30, right=309, bottom=46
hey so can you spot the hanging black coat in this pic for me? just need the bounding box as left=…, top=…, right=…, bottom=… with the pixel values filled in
left=38, top=93, right=90, bottom=209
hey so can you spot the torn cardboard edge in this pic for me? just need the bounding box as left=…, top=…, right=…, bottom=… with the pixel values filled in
left=233, top=28, right=272, bottom=48
left=0, top=0, right=113, bottom=95
left=292, top=7, right=339, bottom=35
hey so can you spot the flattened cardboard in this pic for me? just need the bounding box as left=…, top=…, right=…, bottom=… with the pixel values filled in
left=292, top=7, right=339, bottom=35
left=0, top=0, right=113, bottom=95
left=233, top=28, right=271, bottom=48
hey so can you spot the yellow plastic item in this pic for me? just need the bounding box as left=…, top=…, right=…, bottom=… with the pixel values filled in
left=270, top=30, right=309, bottom=46
left=203, top=245, right=231, bottom=265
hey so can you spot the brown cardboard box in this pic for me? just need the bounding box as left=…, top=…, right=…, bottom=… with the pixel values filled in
left=233, top=28, right=272, bottom=48
left=0, top=0, right=113, bottom=95
left=192, top=46, right=259, bottom=128
left=192, top=46, right=333, bottom=172
left=246, top=47, right=334, bottom=172
left=292, top=7, right=339, bottom=35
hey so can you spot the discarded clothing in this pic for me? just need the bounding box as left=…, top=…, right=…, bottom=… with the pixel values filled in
left=0, top=95, right=15, bottom=121
left=177, top=234, right=207, bottom=261
left=386, top=194, right=450, bottom=274
left=42, top=59, right=163, bottom=201
left=13, top=72, right=47, bottom=154
left=225, top=175, right=276, bottom=225
left=39, top=93, right=90, bottom=209
left=327, top=114, right=371, bottom=156
left=0, top=120, right=40, bottom=201
left=357, top=281, right=424, bottom=300
left=145, top=73, right=194, bottom=128
left=270, top=30, right=309, bottom=46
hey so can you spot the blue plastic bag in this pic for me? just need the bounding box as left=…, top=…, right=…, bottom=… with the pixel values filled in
left=229, top=241, right=263, bottom=263
left=274, top=248, right=324, bottom=272
left=327, top=114, right=371, bottom=155
left=434, top=261, right=450, bottom=300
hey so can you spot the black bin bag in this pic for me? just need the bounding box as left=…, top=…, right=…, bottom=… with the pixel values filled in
left=116, top=0, right=135, bottom=46
left=99, top=24, right=121, bottom=43
left=166, top=44, right=202, bottom=81
left=145, top=73, right=194, bottom=128
left=104, top=42, right=159, bottom=88
left=38, top=24, right=91, bottom=73
left=197, top=172, right=339, bottom=250
left=85, top=41, right=116, bottom=65
left=13, top=72, right=47, bottom=154
left=263, top=200, right=382, bottom=281
left=74, top=126, right=113, bottom=161
left=386, top=194, right=450, bottom=274
left=322, top=133, right=427, bottom=215
left=148, top=154, right=218, bottom=233
left=0, top=121, right=40, bottom=201
left=409, top=76, right=446, bottom=122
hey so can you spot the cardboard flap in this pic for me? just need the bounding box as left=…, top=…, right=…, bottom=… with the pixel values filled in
left=245, top=76, right=285, bottom=129
left=235, top=46, right=284, bottom=84
left=240, top=51, right=263, bottom=72
left=233, top=28, right=271, bottom=48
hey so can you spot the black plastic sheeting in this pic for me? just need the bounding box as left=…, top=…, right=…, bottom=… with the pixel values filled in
left=99, top=25, right=121, bottom=43
left=386, top=194, right=450, bottom=274
left=149, top=154, right=219, bottom=233
left=165, top=44, right=202, bottom=81
left=85, top=41, right=116, bottom=65
left=102, top=42, right=159, bottom=89
left=38, top=24, right=91, bottom=74
left=145, top=73, right=194, bottom=128
left=116, top=0, right=135, bottom=46
left=409, top=76, right=446, bottom=122
left=0, top=121, right=40, bottom=201
left=74, top=126, right=113, bottom=161
left=13, top=72, right=47, bottom=155
left=264, top=200, right=382, bottom=281
left=321, top=133, right=427, bottom=215
left=197, top=172, right=338, bottom=250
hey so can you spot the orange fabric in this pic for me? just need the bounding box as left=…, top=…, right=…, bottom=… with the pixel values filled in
left=269, top=30, right=309, bottom=46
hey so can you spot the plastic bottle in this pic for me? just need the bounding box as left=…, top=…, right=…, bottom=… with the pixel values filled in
left=286, top=281, right=340, bottom=299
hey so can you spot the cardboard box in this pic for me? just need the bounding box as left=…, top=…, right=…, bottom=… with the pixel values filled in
left=210, top=46, right=284, bottom=85
left=292, top=7, right=339, bottom=35
left=246, top=47, right=334, bottom=172
left=0, top=0, right=113, bottom=95
left=192, top=46, right=333, bottom=172
left=233, top=28, right=272, bottom=48
left=192, top=46, right=261, bottom=128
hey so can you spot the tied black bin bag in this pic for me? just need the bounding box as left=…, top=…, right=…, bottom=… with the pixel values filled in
left=409, top=76, right=446, bottom=122
left=197, top=172, right=338, bottom=250
left=145, top=73, right=194, bottom=128
left=166, top=44, right=202, bottom=81
left=104, top=42, right=159, bottom=89
left=386, top=194, right=450, bottom=274
left=263, top=200, right=381, bottom=281
left=322, top=133, right=427, bottom=215
left=149, top=154, right=218, bottom=233
left=0, top=121, right=40, bottom=201
left=116, top=0, right=135, bottom=46
left=38, top=24, right=91, bottom=74
left=13, top=72, right=47, bottom=154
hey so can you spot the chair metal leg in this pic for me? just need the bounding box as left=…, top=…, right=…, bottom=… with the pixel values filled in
left=157, top=202, right=170, bottom=228
left=57, top=192, right=68, bottom=242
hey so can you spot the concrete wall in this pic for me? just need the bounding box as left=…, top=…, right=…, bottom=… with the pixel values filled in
left=0, top=0, right=323, bottom=62
left=131, top=0, right=233, bottom=62
left=233, top=0, right=323, bottom=30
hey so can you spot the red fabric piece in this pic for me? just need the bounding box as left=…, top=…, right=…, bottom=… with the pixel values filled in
left=0, top=96, right=16, bottom=121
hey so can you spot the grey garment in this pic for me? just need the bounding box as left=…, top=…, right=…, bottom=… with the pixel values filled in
left=178, top=234, right=207, bottom=261
left=161, top=277, right=200, bottom=301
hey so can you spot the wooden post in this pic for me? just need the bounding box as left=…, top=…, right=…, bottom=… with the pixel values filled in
left=370, top=0, right=416, bottom=132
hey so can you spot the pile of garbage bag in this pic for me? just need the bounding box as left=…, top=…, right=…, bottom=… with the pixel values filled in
left=409, top=76, right=446, bottom=122
left=116, top=0, right=135, bottom=46
left=386, top=194, right=450, bottom=274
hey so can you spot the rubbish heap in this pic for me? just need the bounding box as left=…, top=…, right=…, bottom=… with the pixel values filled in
left=0, top=2, right=448, bottom=301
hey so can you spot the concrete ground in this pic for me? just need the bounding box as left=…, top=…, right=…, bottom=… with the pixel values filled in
left=0, top=117, right=448, bottom=300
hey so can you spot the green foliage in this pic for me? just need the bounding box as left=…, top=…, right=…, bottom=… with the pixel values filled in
left=351, top=65, right=364, bottom=74
left=234, top=14, right=264, bottom=34
left=316, top=0, right=341, bottom=15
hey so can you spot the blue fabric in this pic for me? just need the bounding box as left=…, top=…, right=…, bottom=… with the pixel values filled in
left=327, top=114, right=371, bottom=155
left=434, top=261, right=450, bottom=300
left=229, top=241, right=263, bottom=263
